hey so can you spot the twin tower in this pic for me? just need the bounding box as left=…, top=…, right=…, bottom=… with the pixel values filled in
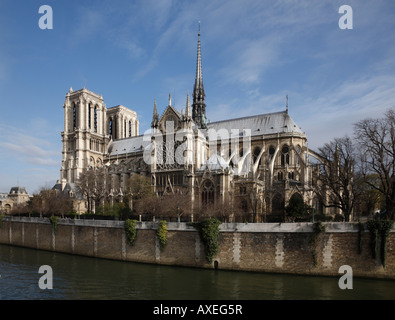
left=60, top=30, right=207, bottom=185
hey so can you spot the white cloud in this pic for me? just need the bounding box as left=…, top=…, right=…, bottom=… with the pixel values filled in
left=221, top=39, right=279, bottom=85
left=0, top=122, right=60, bottom=168
left=294, top=74, right=395, bottom=150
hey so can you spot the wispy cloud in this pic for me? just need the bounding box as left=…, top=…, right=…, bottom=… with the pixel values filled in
left=0, top=122, right=60, bottom=168
left=294, top=74, right=395, bottom=149
left=0, top=123, right=61, bottom=193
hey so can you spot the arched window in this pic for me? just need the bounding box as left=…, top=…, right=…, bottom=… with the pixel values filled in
left=109, top=118, right=113, bottom=139
left=94, top=106, right=98, bottom=133
left=4, top=204, right=11, bottom=213
left=89, top=157, right=95, bottom=169
left=129, top=121, right=132, bottom=137
left=88, top=103, right=91, bottom=129
left=73, top=103, right=77, bottom=129
left=202, top=180, right=215, bottom=205
left=253, top=147, right=261, bottom=166
left=268, top=145, right=275, bottom=162
left=281, top=144, right=290, bottom=166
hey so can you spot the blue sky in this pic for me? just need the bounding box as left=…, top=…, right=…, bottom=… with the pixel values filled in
left=0, top=0, right=395, bottom=194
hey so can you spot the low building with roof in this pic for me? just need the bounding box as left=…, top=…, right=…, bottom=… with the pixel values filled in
left=0, top=186, right=31, bottom=214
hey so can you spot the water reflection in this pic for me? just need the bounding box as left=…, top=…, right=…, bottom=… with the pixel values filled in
left=0, top=244, right=394, bottom=300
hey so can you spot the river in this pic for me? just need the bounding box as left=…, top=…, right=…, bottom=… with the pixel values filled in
left=0, top=244, right=394, bottom=300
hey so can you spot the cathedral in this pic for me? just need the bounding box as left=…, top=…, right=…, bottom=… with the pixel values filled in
left=57, top=30, right=327, bottom=221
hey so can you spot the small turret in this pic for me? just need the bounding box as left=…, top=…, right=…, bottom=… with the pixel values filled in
left=151, top=98, right=159, bottom=129
left=186, top=91, right=191, bottom=117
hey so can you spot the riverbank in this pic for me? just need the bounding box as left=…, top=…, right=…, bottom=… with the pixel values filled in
left=0, top=216, right=394, bottom=279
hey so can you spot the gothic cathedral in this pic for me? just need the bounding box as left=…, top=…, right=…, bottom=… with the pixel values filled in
left=57, top=30, right=327, bottom=221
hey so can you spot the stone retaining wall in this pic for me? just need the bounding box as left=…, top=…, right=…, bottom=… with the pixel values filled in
left=0, top=216, right=394, bottom=279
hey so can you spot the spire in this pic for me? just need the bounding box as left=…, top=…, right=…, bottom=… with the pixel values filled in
left=286, top=94, right=288, bottom=114
left=151, top=98, right=159, bottom=128
left=194, top=21, right=203, bottom=93
left=192, top=21, right=207, bottom=129
left=168, top=92, right=172, bottom=106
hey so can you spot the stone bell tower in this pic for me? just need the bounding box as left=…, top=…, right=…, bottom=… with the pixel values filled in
left=60, top=87, right=109, bottom=184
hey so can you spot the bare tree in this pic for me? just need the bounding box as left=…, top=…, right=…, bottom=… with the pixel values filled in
left=354, top=108, right=395, bottom=220
left=77, top=168, right=97, bottom=213
left=315, top=136, right=358, bottom=221
left=17, top=187, right=73, bottom=217
left=355, top=173, right=385, bottom=217
left=126, top=174, right=153, bottom=205
left=196, top=200, right=234, bottom=222
left=77, top=167, right=115, bottom=213
left=134, top=194, right=162, bottom=219
left=159, top=192, right=191, bottom=221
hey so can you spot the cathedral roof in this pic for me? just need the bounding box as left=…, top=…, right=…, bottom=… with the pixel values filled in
left=205, top=111, right=305, bottom=139
left=107, top=111, right=305, bottom=157
left=108, top=135, right=149, bottom=156
left=199, top=153, right=230, bottom=171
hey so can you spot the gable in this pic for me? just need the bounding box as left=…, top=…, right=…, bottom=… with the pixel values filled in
left=158, top=106, right=182, bottom=133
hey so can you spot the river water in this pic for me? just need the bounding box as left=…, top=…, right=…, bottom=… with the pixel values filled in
left=0, top=244, right=394, bottom=300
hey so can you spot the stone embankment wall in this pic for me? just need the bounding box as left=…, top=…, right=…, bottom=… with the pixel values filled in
left=0, top=216, right=394, bottom=279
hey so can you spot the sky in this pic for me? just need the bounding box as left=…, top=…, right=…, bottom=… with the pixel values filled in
left=0, top=0, right=395, bottom=194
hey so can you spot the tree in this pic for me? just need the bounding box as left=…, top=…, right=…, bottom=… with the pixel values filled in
left=315, top=136, right=358, bottom=221
left=77, top=167, right=114, bottom=213
left=285, top=193, right=313, bottom=221
left=126, top=174, right=154, bottom=206
left=21, top=188, right=73, bottom=217
left=355, top=173, right=385, bottom=217
left=134, top=194, right=161, bottom=218
left=354, top=108, right=395, bottom=220
left=197, top=199, right=234, bottom=222
left=159, top=192, right=191, bottom=221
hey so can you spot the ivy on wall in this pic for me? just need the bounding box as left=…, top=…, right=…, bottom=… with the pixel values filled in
left=157, top=220, right=168, bottom=250
left=190, top=218, right=221, bottom=264
left=0, top=214, right=4, bottom=228
left=49, top=216, right=59, bottom=235
left=309, top=221, right=326, bottom=267
left=380, top=220, right=393, bottom=267
left=124, top=219, right=137, bottom=245
left=367, top=218, right=393, bottom=267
